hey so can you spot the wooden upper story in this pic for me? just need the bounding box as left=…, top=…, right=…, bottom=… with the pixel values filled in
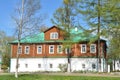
left=10, top=26, right=107, bottom=58
left=44, top=26, right=65, bottom=40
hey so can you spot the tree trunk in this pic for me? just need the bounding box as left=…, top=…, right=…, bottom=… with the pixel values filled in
left=97, top=0, right=101, bottom=72
left=15, top=41, right=20, bottom=78
left=67, top=63, right=71, bottom=72
left=67, top=48, right=71, bottom=72
left=113, top=59, right=115, bottom=71
left=15, top=0, right=24, bottom=78
left=15, top=56, right=18, bottom=78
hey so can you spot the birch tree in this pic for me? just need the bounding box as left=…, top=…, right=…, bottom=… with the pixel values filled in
left=12, top=0, right=44, bottom=78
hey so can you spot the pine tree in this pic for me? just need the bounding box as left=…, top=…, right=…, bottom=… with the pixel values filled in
left=76, top=0, right=120, bottom=71
left=51, top=0, right=77, bottom=72
left=103, top=0, right=120, bottom=71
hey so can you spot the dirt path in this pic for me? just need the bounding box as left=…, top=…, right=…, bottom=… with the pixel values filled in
left=41, top=72, right=120, bottom=77
left=0, top=72, right=120, bottom=77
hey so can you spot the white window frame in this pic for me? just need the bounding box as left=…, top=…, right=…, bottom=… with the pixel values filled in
left=18, top=46, right=22, bottom=54
left=50, top=32, right=58, bottom=39
left=37, top=45, right=42, bottom=54
left=25, top=46, right=30, bottom=54
left=65, top=48, right=71, bottom=54
left=49, top=45, right=54, bottom=54
left=90, top=44, right=96, bottom=53
left=57, top=45, right=63, bottom=54
left=81, top=44, right=87, bottom=53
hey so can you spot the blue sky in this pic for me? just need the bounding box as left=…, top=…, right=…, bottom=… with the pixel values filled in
left=0, top=0, right=62, bottom=36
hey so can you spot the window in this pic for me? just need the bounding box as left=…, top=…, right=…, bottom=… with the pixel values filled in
left=57, top=45, right=62, bottom=53
left=49, top=45, right=54, bottom=54
left=37, top=46, right=42, bottom=54
left=18, top=64, right=20, bottom=68
left=50, top=32, right=58, bottom=39
left=65, top=48, right=71, bottom=54
left=18, top=46, right=22, bottom=54
left=82, top=64, right=85, bottom=69
left=92, top=64, right=96, bottom=69
left=50, top=64, right=53, bottom=68
left=25, top=46, right=30, bottom=54
left=25, top=64, right=28, bottom=68
left=81, top=44, right=87, bottom=53
left=38, top=64, right=41, bottom=68
left=90, top=44, right=96, bottom=53
left=117, top=63, right=120, bottom=68
left=59, top=64, right=62, bottom=67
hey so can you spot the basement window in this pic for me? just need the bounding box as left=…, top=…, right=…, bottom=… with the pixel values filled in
left=117, top=63, right=120, bottom=68
left=25, top=64, right=28, bottom=68
left=18, top=64, right=20, bottom=68
left=50, top=64, right=53, bottom=68
left=92, top=64, right=96, bottom=69
left=38, top=64, right=41, bottom=68
left=82, top=64, right=85, bottom=69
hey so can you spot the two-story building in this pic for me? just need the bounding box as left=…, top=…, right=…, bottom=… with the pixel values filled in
left=10, top=26, right=107, bottom=72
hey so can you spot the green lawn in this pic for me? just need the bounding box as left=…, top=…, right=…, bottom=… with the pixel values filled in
left=0, top=74, right=120, bottom=80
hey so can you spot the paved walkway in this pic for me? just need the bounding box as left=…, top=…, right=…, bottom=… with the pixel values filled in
left=0, top=72, right=120, bottom=77
left=40, top=72, right=120, bottom=77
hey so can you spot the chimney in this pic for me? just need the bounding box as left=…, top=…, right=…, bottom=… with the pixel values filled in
left=75, top=27, right=78, bottom=32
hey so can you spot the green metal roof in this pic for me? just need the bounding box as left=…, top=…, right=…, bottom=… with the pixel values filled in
left=10, top=28, right=97, bottom=44
left=70, top=28, right=96, bottom=42
left=11, top=32, right=44, bottom=43
left=70, top=28, right=86, bottom=41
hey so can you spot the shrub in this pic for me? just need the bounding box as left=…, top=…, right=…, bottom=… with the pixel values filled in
left=1, top=65, right=8, bottom=72
left=58, top=64, right=67, bottom=72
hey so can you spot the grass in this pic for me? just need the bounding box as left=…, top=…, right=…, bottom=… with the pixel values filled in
left=0, top=74, right=120, bottom=80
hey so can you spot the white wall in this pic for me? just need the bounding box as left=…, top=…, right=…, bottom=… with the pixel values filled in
left=10, top=58, right=105, bottom=72
left=10, top=58, right=68, bottom=72
left=71, top=58, right=98, bottom=72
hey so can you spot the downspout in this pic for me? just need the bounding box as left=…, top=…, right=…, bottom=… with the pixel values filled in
left=33, top=44, right=35, bottom=57
left=10, top=45, right=13, bottom=72
left=43, top=44, right=47, bottom=71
